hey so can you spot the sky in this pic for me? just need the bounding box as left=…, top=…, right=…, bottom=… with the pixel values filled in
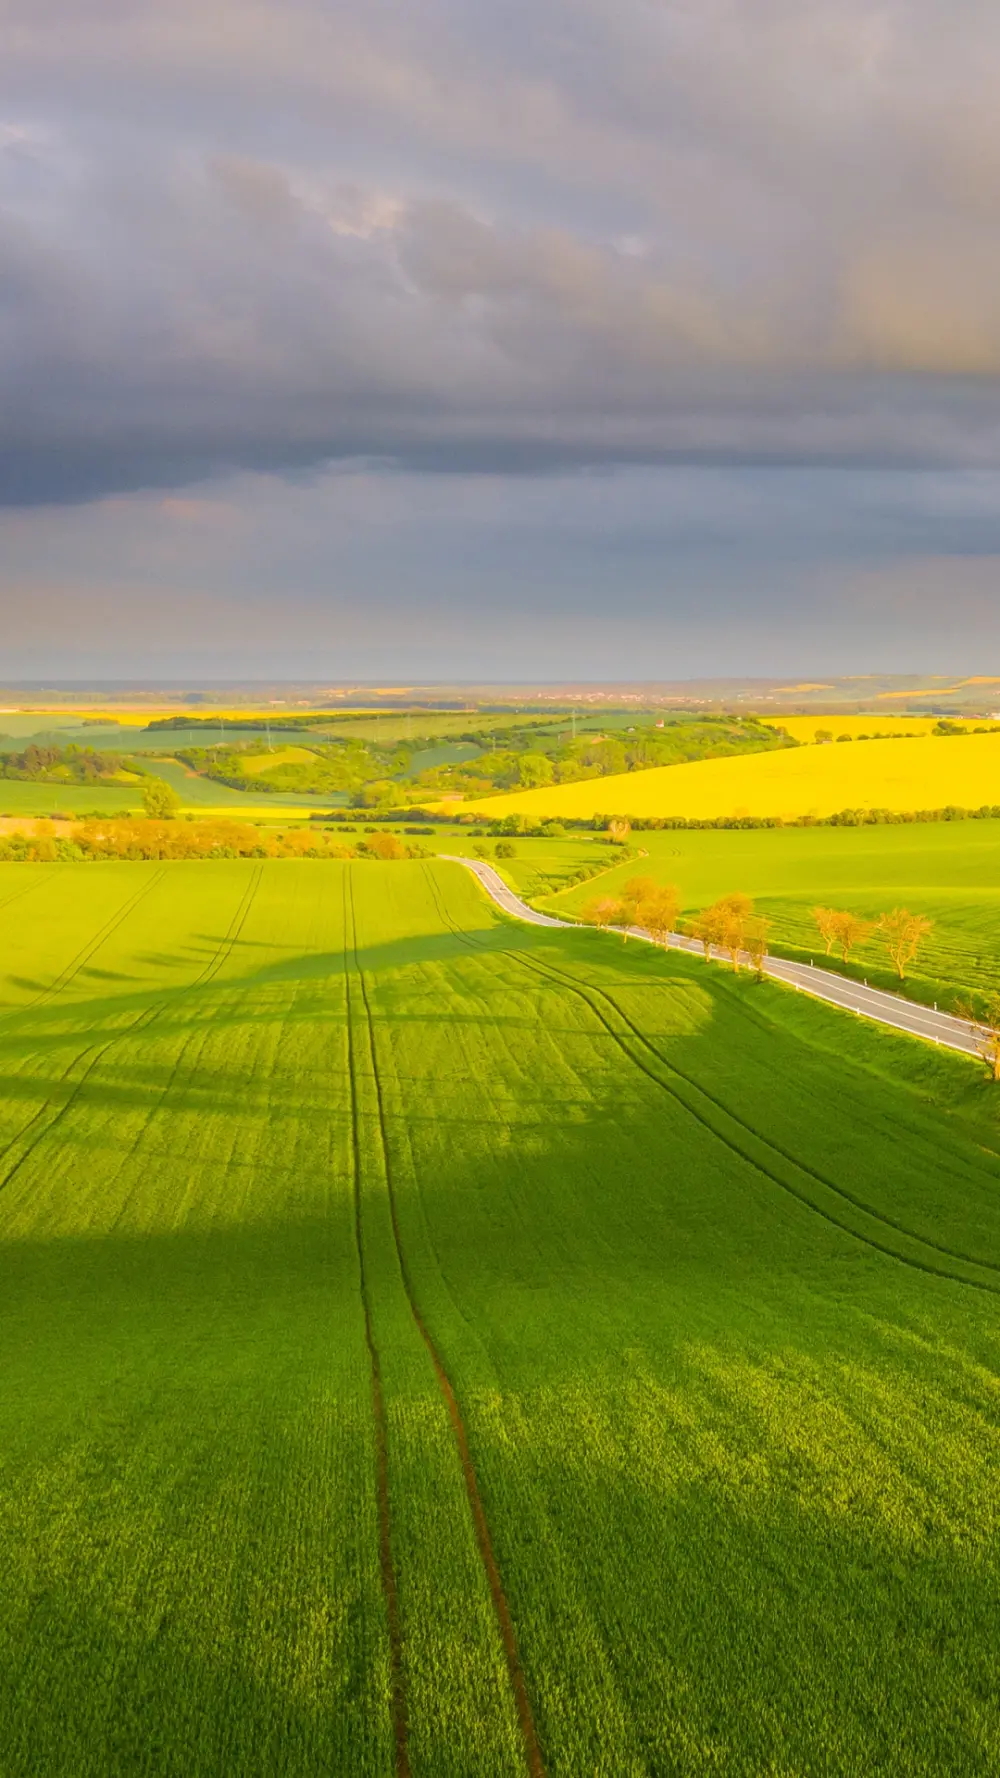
left=2, top=0, right=1000, bottom=680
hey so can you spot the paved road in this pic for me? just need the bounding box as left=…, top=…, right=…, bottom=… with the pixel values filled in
left=444, top=855, right=981, bottom=1063
left=442, top=856, right=567, bottom=927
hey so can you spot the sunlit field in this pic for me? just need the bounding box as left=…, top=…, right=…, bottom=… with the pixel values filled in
left=1, top=858, right=999, bottom=1773
left=482, top=818, right=1000, bottom=1007
left=761, top=714, right=988, bottom=741
left=446, top=731, right=1000, bottom=823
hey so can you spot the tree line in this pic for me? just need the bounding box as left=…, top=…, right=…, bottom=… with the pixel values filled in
left=0, top=819, right=432, bottom=863
left=579, top=881, right=938, bottom=986
left=812, top=905, right=933, bottom=980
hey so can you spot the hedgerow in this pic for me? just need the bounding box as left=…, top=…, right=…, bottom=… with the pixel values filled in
left=0, top=818, right=431, bottom=862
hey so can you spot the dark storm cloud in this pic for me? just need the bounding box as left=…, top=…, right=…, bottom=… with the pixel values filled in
left=3, top=0, right=1000, bottom=506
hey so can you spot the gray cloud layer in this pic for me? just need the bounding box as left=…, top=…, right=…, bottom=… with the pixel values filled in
left=3, top=0, right=1000, bottom=505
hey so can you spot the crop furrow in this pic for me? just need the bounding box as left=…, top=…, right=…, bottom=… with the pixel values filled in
left=350, top=871, right=545, bottom=1778
left=517, top=945, right=1000, bottom=1278
left=342, top=872, right=410, bottom=1778
left=190, top=862, right=263, bottom=987
left=16, top=867, right=166, bottom=1015
left=0, top=1003, right=162, bottom=1199
left=510, top=947, right=1000, bottom=1297
left=427, top=865, right=1000, bottom=1297
left=0, top=864, right=266, bottom=1203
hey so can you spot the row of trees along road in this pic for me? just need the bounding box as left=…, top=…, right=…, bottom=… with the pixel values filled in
left=582, top=883, right=936, bottom=989
left=813, top=905, right=932, bottom=979
left=581, top=880, right=772, bottom=979
left=582, top=875, right=1000, bottom=1085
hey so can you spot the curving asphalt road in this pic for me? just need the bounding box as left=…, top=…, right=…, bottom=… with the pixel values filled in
left=443, top=854, right=982, bottom=1063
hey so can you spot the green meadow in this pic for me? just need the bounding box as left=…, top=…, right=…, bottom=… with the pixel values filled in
left=1, top=858, right=999, bottom=1773
left=461, top=820, right=1000, bottom=1007
left=0, top=780, right=144, bottom=817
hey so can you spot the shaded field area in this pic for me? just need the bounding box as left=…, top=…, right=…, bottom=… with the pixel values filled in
left=1, top=860, right=999, bottom=1773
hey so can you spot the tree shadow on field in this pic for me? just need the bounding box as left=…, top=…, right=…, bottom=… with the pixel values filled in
left=0, top=1219, right=393, bottom=1778
left=363, top=937, right=1000, bottom=1775
left=4, top=911, right=1000, bottom=1772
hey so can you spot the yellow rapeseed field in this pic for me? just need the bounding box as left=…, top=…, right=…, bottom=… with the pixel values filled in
left=762, top=715, right=983, bottom=742
left=440, top=732, right=1000, bottom=823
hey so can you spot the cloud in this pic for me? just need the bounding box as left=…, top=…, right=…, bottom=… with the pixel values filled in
left=2, top=0, right=1000, bottom=506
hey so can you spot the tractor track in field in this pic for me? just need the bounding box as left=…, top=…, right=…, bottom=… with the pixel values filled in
left=342, top=872, right=410, bottom=1778
left=424, top=865, right=1000, bottom=1300
left=0, top=868, right=58, bottom=916
left=12, top=868, right=167, bottom=1018
left=349, top=868, right=545, bottom=1778
left=0, top=864, right=264, bottom=1202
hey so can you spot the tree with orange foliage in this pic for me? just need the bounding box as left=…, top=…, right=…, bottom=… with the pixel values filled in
left=689, top=893, right=753, bottom=969
left=877, top=907, right=933, bottom=980
left=829, top=910, right=872, bottom=964
left=581, top=894, right=624, bottom=932
left=639, top=886, right=680, bottom=948
left=955, top=993, right=1000, bottom=1082
left=812, top=906, right=839, bottom=955
left=744, top=914, right=771, bottom=980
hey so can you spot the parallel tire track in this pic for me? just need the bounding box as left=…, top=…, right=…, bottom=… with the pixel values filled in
left=0, top=1005, right=163, bottom=1200
left=515, top=947, right=1000, bottom=1293
left=426, top=865, right=1000, bottom=1299
left=350, top=869, right=545, bottom=1778
left=0, top=864, right=265, bottom=1201
left=342, top=872, right=410, bottom=1778
left=16, top=868, right=167, bottom=1016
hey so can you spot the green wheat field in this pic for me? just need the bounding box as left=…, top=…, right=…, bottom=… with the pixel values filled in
left=2, top=858, right=999, bottom=1774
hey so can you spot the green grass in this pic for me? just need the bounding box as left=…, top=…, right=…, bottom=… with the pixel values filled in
left=145, top=758, right=347, bottom=810
left=0, top=780, right=145, bottom=816
left=501, top=819, right=1000, bottom=1008
left=1, top=859, right=1000, bottom=1772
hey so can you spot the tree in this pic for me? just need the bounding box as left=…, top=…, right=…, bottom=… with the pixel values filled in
left=620, top=876, right=658, bottom=920
left=812, top=906, right=839, bottom=955
left=829, top=910, right=872, bottom=964
left=689, top=893, right=751, bottom=966
left=719, top=907, right=747, bottom=971
left=618, top=875, right=658, bottom=940
left=955, top=993, right=1000, bottom=1082
left=142, top=777, right=181, bottom=819
left=744, top=914, right=771, bottom=980
left=877, top=907, right=933, bottom=980
left=518, top=753, right=554, bottom=787
left=607, top=817, right=631, bottom=843
left=581, top=894, right=623, bottom=932
left=494, top=840, right=517, bottom=859
left=689, top=907, right=721, bottom=961
left=640, top=886, right=680, bottom=948
left=361, top=831, right=406, bottom=859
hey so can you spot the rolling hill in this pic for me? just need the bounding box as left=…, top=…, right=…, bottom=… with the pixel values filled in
left=436, top=731, right=1000, bottom=823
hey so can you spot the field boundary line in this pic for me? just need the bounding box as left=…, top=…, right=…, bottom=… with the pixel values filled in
left=530, top=845, right=648, bottom=901
left=343, top=873, right=410, bottom=1778
left=349, top=869, right=546, bottom=1778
